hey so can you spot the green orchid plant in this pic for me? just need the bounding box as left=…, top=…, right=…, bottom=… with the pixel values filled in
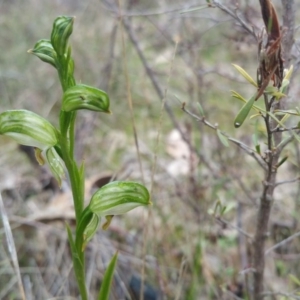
left=0, top=16, right=151, bottom=299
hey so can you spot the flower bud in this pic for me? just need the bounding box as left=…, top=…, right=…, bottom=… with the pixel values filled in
left=28, top=39, right=57, bottom=68
left=0, top=110, right=58, bottom=150
left=51, top=16, right=74, bottom=56
left=62, top=84, right=111, bottom=113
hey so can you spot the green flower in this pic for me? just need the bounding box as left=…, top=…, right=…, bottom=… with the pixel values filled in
left=89, top=181, right=150, bottom=215
left=77, top=181, right=151, bottom=250
left=62, top=84, right=111, bottom=113
left=28, top=39, right=57, bottom=68
left=0, top=110, right=58, bottom=150
left=51, top=16, right=74, bottom=56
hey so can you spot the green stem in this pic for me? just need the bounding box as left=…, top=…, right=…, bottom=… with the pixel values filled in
left=59, top=111, right=84, bottom=221
left=57, top=54, right=87, bottom=298
left=59, top=117, right=87, bottom=299
left=69, top=112, right=77, bottom=159
left=66, top=225, right=88, bottom=300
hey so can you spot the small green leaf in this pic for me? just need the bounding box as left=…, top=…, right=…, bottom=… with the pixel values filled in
left=275, top=109, right=300, bottom=117
left=280, top=79, right=290, bottom=95
left=281, top=79, right=290, bottom=90
left=255, top=144, right=261, bottom=154
left=66, top=224, right=78, bottom=262
left=252, top=134, right=258, bottom=148
left=232, top=64, right=257, bottom=87
left=28, top=39, right=57, bottom=67
left=213, top=200, right=222, bottom=216
left=234, top=94, right=256, bottom=128
left=265, top=86, right=278, bottom=93
left=249, top=113, right=261, bottom=120
left=89, top=181, right=151, bottom=216
left=216, top=129, right=229, bottom=147
left=231, top=90, right=247, bottom=103
left=265, top=86, right=286, bottom=100
left=82, top=213, right=100, bottom=251
left=231, top=90, right=265, bottom=114
left=284, top=65, right=294, bottom=81
left=267, top=112, right=287, bottom=129
left=289, top=274, right=300, bottom=287
left=221, top=201, right=235, bottom=215
left=76, top=207, right=94, bottom=252
left=51, top=16, right=74, bottom=56
left=292, top=132, right=300, bottom=144
left=197, top=102, right=205, bottom=117
left=62, top=84, right=111, bottom=113
left=278, top=135, right=297, bottom=149
left=220, top=205, right=227, bottom=216
left=280, top=113, right=290, bottom=125
left=98, top=252, right=118, bottom=300
left=0, top=110, right=59, bottom=150
left=252, top=123, right=261, bottom=154
left=66, top=224, right=88, bottom=299
left=276, top=156, right=288, bottom=168
left=45, top=147, right=65, bottom=187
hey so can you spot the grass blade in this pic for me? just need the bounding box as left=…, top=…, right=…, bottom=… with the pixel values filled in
left=0, top=192, right=26, bottom=300
left=98, top=252, right=118, bottom=300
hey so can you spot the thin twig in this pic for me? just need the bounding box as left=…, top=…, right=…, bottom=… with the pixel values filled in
left=275, top=177, right=300, bottom=187
left=101, top=0, right=201, bottom=17
left=271, top=125, right=299, bottom=133
left=265, top=230, right=300, bottom=256
left=215, top=216, right=253, bottom=240
left=105, top=0, right=234, bottom=180
left=234, top=176, right=257, bottom=205
left=211, top=0, right=256, bottom=38
left=277, top=133, right=295, bottom=154
left=118, top=0, right=145, bottom=185
left=181, top=103, right=267, bottom=170
left=121, top=13, right=220, bottom=177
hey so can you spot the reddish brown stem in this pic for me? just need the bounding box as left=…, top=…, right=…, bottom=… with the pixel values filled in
left=259, top=0, right=280, bottom=40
